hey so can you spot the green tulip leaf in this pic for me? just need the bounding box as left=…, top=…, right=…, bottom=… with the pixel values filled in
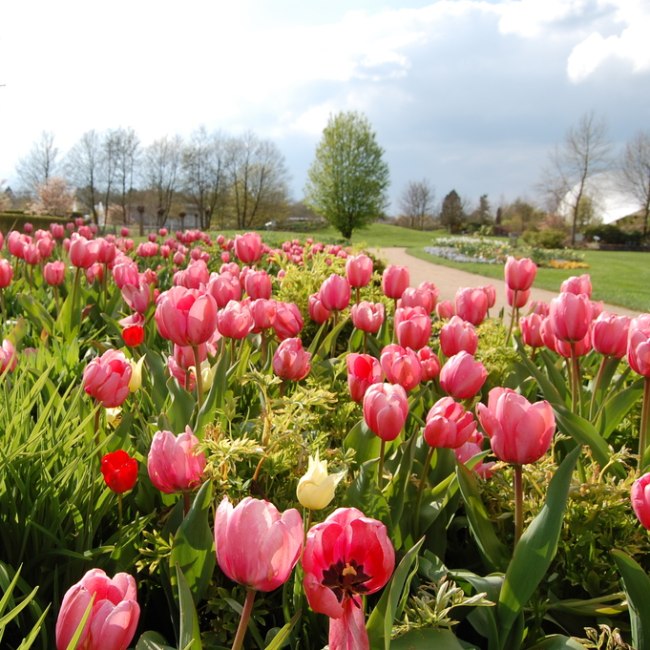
left=391, top=627, right=478, bottom=649
left=175, top=563, right=202, bottom=650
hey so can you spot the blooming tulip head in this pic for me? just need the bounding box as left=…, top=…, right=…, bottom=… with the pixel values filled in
left=0, top=339, right=17, bottom=374
left=55, top=569, right=140, bottom=650
left=382, top=265, right=409, bottom=300
left=351, top=301, right=385, bottom=334
left=302, top=507, right=395, bottom=650
left=627, top=314, right=650, bottom=377
left=214, top=496, right=303, bottom=591
left=591, top=311, right=630, bottom=359
left=43, top=260, right=66, bottom=286
left=455, top=287, right=488, bottom=326
left=399, top=283, right=438, bottom=314
left=308, top=292, right=332, bottom=324
left=101, top=450, right=138, bottom=494
left=424, top=397, right=478, bottom=449
left=244, top=269, right=272, bottom=300
left=549, top=292, right=592, bottom=343
left=147, top=426, right=206, bottom=494
left=561, top=273, right=592, bottom=298
left=273, top=337, right=311, bottom=381
left=439, top=351, right=487, bottom=400
left=436, top=299, right=455, bottom=320
left=155, top=286, right=218, bottom=347
left=345, top=253, right=373, bottom=288
left=362, top=382, right=409, bottom=441
left=319, top=273, right=351, bottom=312
left=216, top=299, right=254, bottom=340
left=0, top=258, right=13, bottom=288
left=519, top=313, right=545, bottom=348
left=83, top=349, right=132, bottom=408
left=631, top=472, right=650, bottom=529
left=476, top=387, right=555, bottom=465
left=346, top=352, right=382, bottom=402
left=297, top=452, right=345, bottom=510
left=234, top=231, right=263, bottom=264
left=394, top=306, right=431, bottom=350
left=380, top=343, right=423, bottom=392
left=439, top=315, right=478, bottom=357
left=507, top=287, right=530, bottom=309
left=417, top=346, right=441, bottom=381
left=273, top=301, right=304, bottom=340
left=504, top=256, right=537, bottom=292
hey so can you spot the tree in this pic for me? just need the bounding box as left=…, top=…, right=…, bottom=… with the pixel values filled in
left=542, top=111, right=611, bottom=246
left=29, top=177, right=74, bottom=216
left=499, top=198, right=546, bottom=233
left=112, top=127, right=140, bottom=225
left=226, top=132, right=290, bottom=229
left=398, top=179, right=435, bottom=230
left=142, top=135, right=183, bottom=227
left=439, top=190, right=465, bottom=233
left=65, top=130, right=102, bottom=223
left=469, top=194, right=492, bottom=226
left=16, top=131, right=59, bottom=195
left=620, top=130, right=650, bottom=240
left=305, top=111, right=389, bottom=239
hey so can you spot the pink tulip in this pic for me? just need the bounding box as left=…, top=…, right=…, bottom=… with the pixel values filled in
left=250, top=298, right=277, bottom=332
left=234, top=232, right=263, bottom=264
left=147, top=426, right=206, bottom=493
left=346, top=353, right=382, bottom=402
left=455, top=287, right=488, bottom=326
left=273, top=337, right=311, bottom=381
left=69, top=234, right=98, bottom=268
left=504, top=256, right=537, bottom=291
left=345, top=253, right=373, bottom=288
left=424, top=397, right=478, bottom=449
left=55, top=569, right=140, bottom=650
left=273, top=301, right=304, bottom=340
left=43, top=260, right=66, bottom=286
left=399, top=282, right=438, bottom=314
left=174, top=259, right=209, bottom=289
left=591, top=312, right=630, bottom=358
left=206, top=271, right=242, bottom=308
left=382, top=265, right=409, bottom=300
left=455, top=438, right=495, bottom=479
left=519, top=313, right=545, bottom=348
left=0, top=258, right=13, bottom=288
left=628, top=314, right=650, bottom=377
left=561, top=273, right=592, bottom=298
left=477, top=387, right=555, bottom=465
left=155, top=286, right=218, bottom=347
left=363, top=382, right=409, bottom=441
left=549, top=292, right=592, bottom=342
left=436, top=299, right=455, bottom=320
left=439, top=315, right=478, bottom=357
left=631, top=472, right=650, bottom=529
left=507, top=287, right=530, bottom=309
left=112, top=259, right=140, bottom=289
left=417, top=346, right=441, bottom=381
left=121, top=277, right=152, bottom=314
left=302, top=507, right=395, bottom=650
left=394, top=306, right=431, bottom=351
left=380, top=343, right=422, bottom=392
left=540, top=316, right=559, bottom=353
left=244, top=269, right=272, bottom=300
left=482, top=284, right=496, bottom=309
left=439, top=351, right=487, bottom=400
left=529, top=300, right=550, bottom=317
left=217, top=300, right=254, bottom=340
left=0, top=339, right=17, bottom=374
left=83, top=349, right=132, bottom=408
left=215, top=496, right=303, bottom=591
left=308, top=292, right=332, bottom=324
left=319, top=274, right=351, bottom=312
left=351, top=301, right=385, bottom=334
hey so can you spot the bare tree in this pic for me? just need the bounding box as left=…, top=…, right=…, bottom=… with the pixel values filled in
left=621, top=130, right=650, bottom=240
left=65, top=130, right=102, bottom=223
left=16, top=131, right=59, bottom=195
left=99, top=130, right=120, bottom=226
left=112, top=127, right=140, bottom=225
left=181, top=127, right=228, bottom=230
left=398, top=179, right=435, bottom=230
left=226, top=132, right=290, bottom=229
left=541, top=112, right=611, bottom=246
left=143, top=135, right=183, bottom=227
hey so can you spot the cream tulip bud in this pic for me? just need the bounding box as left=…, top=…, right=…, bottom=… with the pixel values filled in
left=105, top=407, right=122, bottom=428
left=128, top=357, right=145, bottom=392
left=297, top=453, right=345, bottom=510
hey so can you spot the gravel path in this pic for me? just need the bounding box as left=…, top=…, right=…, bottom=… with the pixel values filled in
left=371, top=247, right=639, bottom=317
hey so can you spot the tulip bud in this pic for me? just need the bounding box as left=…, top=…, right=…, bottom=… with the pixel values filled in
left=297, top=452, right=345, bottom=510
left=128, top=357, right=145, bottom=392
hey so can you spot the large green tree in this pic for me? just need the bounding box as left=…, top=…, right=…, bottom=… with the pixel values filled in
left=305, top=111, right=389, bottom=239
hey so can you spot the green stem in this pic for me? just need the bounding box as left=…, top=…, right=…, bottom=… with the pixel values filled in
left=514, top=464, right=524, bottom=546
left=232, top=588, right=257, bottom=650
left=414, top=446, right=435, bottom=536
left=505, top=291, right=518, bottom=345
left=183, top=491, right=191, bottom=516
left=639, top=377, right=650, bottom=473
left=589, top=356, right=608, bottom=420
left=118, top=493, right=123, bottom=529
left=192, top=344, right=204, bottom=408
left=93, top=405, right=102, bottom=462
left=570, top=343, right=582, bottom=415
left=377, top=439, right=386, bottom=488
left=355, top=287, right=360, bottom=306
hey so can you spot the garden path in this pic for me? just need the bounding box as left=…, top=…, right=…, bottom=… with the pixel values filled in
left=372, top=247, right=639, bottom=317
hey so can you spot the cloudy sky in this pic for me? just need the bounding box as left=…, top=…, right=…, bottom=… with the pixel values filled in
left=1, top=0, right=649, bottom=215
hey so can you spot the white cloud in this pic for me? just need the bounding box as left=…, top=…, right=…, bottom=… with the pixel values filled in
left=498, top=0, right=590, bottom=38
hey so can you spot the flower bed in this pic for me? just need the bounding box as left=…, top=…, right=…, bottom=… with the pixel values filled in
left=0, top=224, right=648, bottom=649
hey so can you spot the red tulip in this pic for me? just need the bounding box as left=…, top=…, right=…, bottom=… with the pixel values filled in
left=561, top=273, right=592, bottom=298
left=631, top=472, right=650, bottom=529
left=455, top=287, right=488, bottom=326
left=234, top=232, right=263, bottom=264
left=345, top=253, right=373, bottom=288
left=439, top=315, right=478, bottom=357
left=101, top=450, right=138, bottom=493
left=591, top=312, right=630, bottom=358
left=215, top=496, right=303, bottom=591
left=273, top=337, right=311, bottom=381
left=380, top=343, right=422, bottom=392
left=351, top=301, right=385, bottom=334
left=83, top=349, right=132, bottom=408
left=417, top=346, right=441, bottom=381
left=122, top=324, right=145, bottom=347
left=55, top=569, right=140, bottom=650
left=477, top=387, right=555, bottom=465
left=381, top=265, right=409, bottom=300
left=155, top=286, right=218, bottom=347
left=439, top=351, right=487, bottom=400
left=302, top=507, right=395, bottom=650
left=549, top=292, right=592, bottom=343
left=424, top=397, right=477, bottom=449
left=394, top=306, right=431, bottom=351
left=346, top=353, right=382, bottom=402
left=628, top=314, right=650, bottom=377
left=147, top=427, right=206, bottom=494
left=504, top=256, right=537, bottom=291
left=363, top=382, right=409, bottom=441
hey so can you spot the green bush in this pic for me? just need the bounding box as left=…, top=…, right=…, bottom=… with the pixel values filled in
left=522, top=228, right=567, bottom=249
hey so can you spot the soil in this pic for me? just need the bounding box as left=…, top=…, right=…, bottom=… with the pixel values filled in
left=372, top=247, right=639, bottom=318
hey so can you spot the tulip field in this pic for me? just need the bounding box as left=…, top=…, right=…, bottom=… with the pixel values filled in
left=2, top=221, right=650, bottom=649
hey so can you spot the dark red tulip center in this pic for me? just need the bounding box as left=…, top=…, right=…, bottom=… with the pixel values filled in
left=321, top=559, right=371, bottom=604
